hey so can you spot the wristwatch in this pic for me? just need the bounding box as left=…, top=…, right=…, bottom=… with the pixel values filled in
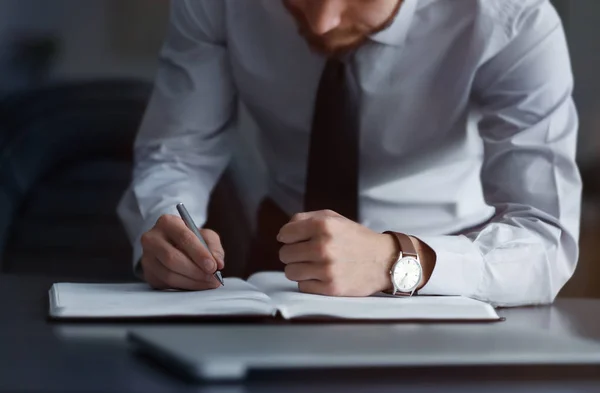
left=384, top=231, right=423, bottom=297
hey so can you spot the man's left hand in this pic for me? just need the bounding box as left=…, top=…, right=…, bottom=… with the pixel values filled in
left=278, top=210, right=402, bottom=297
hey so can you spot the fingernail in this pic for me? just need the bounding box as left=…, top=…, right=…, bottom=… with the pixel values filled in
left=202, top=259, right=216, bottom=272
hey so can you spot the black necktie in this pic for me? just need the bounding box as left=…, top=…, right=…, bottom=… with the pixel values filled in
left=304, top=58, right=359, bottom=221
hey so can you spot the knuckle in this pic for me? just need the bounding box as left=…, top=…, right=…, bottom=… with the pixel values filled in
left=315, top=241, right=333, bottom=261
left=201, top=258, right=217, bottom=274
left=321, top=263, right=336, bottom=281
left=213, top=250, right=225, bottom=262
left=161, top=251, right=178, bottom=269
left=326, top=282, right=344, bottom=297
left=284, top=266, right=294, bottom=281
left=323, top=216, right=337, bottom=231
left=157, top=214, right=175, bottom=227
left=201, top=228, right=219, bottom=239
left=315, top=216, right=335, bottom=235
left=285, top=264, right=302, bottom=281
left=163, top=272, right=178, bottom=288
left=297, top=283, right=306, bottom=294
left=314, top=217, right=327, bottom=230
left=298, top=281, right=311, bottom=294
left=278, top=246, right=290, bottom=263
left=291, top=213, right=305, bottom=222
left=178, top=231, right=197, bottom=248
left=323, top=209, right=336, bottom=216
left=140, top=255, right=152, bottom=270
left=278, top=247, right=286, bottom=263
left=140, top=232, right=153, bottom=248
left=155, top=215, right=167, bottom=226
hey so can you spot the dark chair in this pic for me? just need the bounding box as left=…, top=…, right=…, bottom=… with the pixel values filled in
left=0, top=79, right=250, bottom=280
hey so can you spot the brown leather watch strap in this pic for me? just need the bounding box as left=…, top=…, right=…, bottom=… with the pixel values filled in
left=384, top=231, right=421, bottom=297
left=384, top=231, right=418, bottom=259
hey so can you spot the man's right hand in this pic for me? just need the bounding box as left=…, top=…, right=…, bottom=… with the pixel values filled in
left=140, top=215, right=225, bottom=291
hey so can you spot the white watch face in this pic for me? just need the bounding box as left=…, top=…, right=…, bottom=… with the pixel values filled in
left=392, top=257, right=422, bottom=292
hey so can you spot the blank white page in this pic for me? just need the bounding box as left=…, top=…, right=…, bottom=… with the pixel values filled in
left=49, top=278, right=275, bottom=319
left=248, top=272, right=500, bottom=321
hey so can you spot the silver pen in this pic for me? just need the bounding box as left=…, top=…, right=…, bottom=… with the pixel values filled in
left=176, top=203, right=225, bottom=286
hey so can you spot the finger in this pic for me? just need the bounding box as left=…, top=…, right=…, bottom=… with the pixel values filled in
left=278, top=219, right=321, bottom=244
left=279, top=213, right=343, bottom=244
left=148, top=236, right=213, bottom=282
left=143, top=259, right=169, bottom=290
left=289, top=210, right=341, bottom=223
left=284, top=262, right=324, bottom=282
left=160, top=217, right=216, bottom=274
left=298, top=280, right=328, bottom=296
left=279, top=240, right=323, bottom=264
left=200, top=229, right=225, bottom=270
left=151, top=257, right=220, bottom=291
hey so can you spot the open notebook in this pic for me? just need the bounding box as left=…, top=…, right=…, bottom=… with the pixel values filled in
left=49, top=272, right=500, bottom=321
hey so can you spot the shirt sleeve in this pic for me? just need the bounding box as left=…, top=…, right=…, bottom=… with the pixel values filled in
left=117, top=0, right=237, bottom=271
left=418, top=2, right=582, bottom=307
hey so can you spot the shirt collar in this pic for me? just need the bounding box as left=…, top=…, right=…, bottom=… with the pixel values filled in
left=369, top=0, right=418, bottom=47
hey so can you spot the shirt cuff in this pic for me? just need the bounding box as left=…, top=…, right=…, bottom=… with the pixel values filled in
left=415, top=235, right=484, bottom=297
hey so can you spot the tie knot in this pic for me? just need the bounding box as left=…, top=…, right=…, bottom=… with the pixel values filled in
left=324, top=58, right=346, bottom=80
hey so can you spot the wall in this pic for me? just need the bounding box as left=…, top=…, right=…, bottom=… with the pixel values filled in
left=50, top=0, right=167, bottom=81
left=564, top=0, right=600, bottom=164
left=0, top=0, right=58, bottom=93
left=0, top=0, right=167, bottom=84
left=550, top=0, right=600, bottom=164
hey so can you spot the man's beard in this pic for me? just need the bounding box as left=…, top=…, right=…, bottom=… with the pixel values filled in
left=283, top=0, right=401, bottom=56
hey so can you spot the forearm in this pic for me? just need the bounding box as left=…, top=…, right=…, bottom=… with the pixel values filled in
left=416, top=205, right=580, bottom=307
left=119, top=138, right=232, bottom=266
left=117, top=0, right=236, bottom=268
left=414, top=1, right=582, bottom=307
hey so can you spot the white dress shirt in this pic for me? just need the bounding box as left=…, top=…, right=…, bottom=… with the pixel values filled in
left=118, top=0, right=582, bottom=307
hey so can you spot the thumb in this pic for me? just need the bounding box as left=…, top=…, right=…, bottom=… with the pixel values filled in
left=200, top=228, right=225, bottom=270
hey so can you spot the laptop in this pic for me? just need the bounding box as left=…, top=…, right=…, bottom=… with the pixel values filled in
left=128, top=324, right=600, bottom=381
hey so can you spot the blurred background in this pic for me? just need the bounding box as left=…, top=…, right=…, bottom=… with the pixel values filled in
left=0, top=0, right=597, bottom=296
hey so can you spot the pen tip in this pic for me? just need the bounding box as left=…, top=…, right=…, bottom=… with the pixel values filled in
left=216, top=271, right=224, bottom=286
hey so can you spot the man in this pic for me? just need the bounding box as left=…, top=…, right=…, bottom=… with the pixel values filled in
left=118, top=0, right=581, bottom=307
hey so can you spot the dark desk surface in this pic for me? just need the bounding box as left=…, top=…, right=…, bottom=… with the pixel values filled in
left=2, top=274, right=600, bottom=393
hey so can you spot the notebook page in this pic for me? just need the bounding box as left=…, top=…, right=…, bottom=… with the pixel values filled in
left=247, top=272, right=499, bottom=321
left=49, top=278, right=275, bottom=318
